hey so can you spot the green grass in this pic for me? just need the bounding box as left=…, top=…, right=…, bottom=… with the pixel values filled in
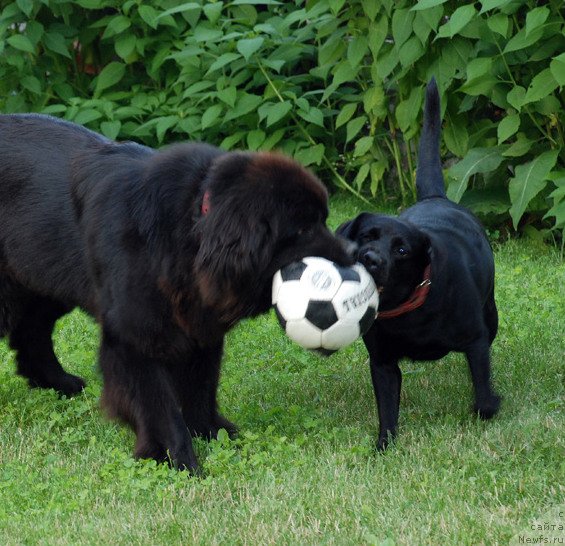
left=0, top=196, right=563, bottom=545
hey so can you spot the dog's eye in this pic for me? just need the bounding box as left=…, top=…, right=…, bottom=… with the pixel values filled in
left=396, top=247, right=409, bottom=256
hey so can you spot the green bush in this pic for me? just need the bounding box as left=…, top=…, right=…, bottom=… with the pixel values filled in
left=0, top=0, right=564, bottom=236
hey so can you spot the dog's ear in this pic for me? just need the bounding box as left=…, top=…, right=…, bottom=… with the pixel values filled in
left=194, top=202, right=275, bottom=314
left=336, top=212, right=372, bottom=240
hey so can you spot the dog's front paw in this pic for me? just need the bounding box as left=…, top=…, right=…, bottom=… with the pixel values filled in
left=474, top=394, right=501, bottom=420
left=376, top=430, right=396, bottom=451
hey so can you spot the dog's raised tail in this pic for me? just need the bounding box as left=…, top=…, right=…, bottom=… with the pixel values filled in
left=415, top=78, right=446, bottom=201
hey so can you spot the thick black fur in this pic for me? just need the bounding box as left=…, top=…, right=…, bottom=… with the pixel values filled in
left=337, top=79, right=501, bottom=450
left=0, top=114, right=353, bottom=471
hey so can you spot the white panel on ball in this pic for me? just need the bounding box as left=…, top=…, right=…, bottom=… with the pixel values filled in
left=272, top=270, right=283, bottom=304
left=301, top=257, right=342, bottom=300
left=321, top=320, right=361, bottom=350
left=274, top=280, right=310, bottom=320
left=285, top=318, right=323, bottom=349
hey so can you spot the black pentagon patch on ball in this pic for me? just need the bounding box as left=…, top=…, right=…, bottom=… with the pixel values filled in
left=274, top=306, right=287, bottom=330
left=280, top=260, right=307, bottom=282
left=305, top=300, right=338, bottom=330
left=334, top=265, right=360, bottom=282
left=359, top=306, right=376, bottom=335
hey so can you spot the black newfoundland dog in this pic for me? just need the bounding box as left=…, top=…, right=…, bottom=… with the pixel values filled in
left=0, top=114, right=352, bottom=471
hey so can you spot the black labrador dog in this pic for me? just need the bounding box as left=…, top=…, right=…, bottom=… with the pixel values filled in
left=338, top=79, right=501, bottom=450
left=0, top=114, right=353, bottom=471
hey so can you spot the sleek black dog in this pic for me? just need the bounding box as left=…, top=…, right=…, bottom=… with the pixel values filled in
left=338, top=79, right=500, bottom=450
left=0, top=114, right=353, bottom=471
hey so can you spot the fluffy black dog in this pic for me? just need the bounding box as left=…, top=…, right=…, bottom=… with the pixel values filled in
left=0, top=114, right=353, bottom=471
left=338, top=79, right=501, bottom=450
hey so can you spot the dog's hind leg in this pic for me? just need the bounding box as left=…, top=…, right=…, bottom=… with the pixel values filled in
left=8, top=296, right=85, bottom=396
left=465, top=335, right=500, bottom=420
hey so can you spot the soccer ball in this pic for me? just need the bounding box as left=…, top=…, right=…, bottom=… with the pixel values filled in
left=272, top=257, right=379, bottom=354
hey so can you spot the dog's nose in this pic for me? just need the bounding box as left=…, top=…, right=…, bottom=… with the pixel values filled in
left=360, top=249, right=384, bottom=270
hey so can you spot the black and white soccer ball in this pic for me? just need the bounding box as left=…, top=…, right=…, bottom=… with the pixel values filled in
left=272, top=257, right=379, bottom=354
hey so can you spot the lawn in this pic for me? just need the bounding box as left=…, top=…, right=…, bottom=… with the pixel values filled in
left=0, top=196, right=563, bottom=545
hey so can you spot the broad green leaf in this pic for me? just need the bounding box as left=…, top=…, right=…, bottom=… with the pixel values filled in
left=467, top=57, right=492, bottom=81
left=138, top=5, right=159, bottom=28
left=355, top=163, right=371, bottom=189
left=43, top=32, right=71, bottom=58
left=376, top=47, right=399, bottom=80
left=330, top=0, right=346, bottom=15
left=459, top=75, right=497, bottom=96
left=101, top=15, right=131, bottom=39
left=497, top=113, right=520, bottom=144
left=509, top=150, right=559, bottom=229
left=399, top=36, right=424, bottom=67
left=332, top=61, right=357, bottom=87
left=231, top=0, right=281, bottom=4
left=550, top=53, right=565, bottom=86
left=201, top=104, right=223, bottom=129
left=486, top=13, right=509, bottom=37
left=115, top=32, right=137, bottom=60
left=447, top=147, right=505, bottom=202
left=525, top=7, right=549, bottom=37
left=261, top=129, right=285, bottom=151
left=100, top=120, right=121, bottom=140
left=392, top=9, right=414, bottom=49
left=370, top=160, right=387, bottom=195
left=193, top=26, right=223, bottom=43
left=436, top=5, right=476, bottom=39
left=94, top=62, right=126, bottom=97
left=16, top=0, right=33, bottom=16
left=21, top=75, right=41, bottom=94
left=411, top=0, right=448, bottom=11
left=507, top=86, right=526, bottom=110
left=294, top=144, right=325, bottom=167
left=363, top=86, right=385, bottom=117
left=336, top=103, right=357, bottom=129
left=203, top=2, right=223, bottom=23
left=354, top=136, right=374, bottom=157
left=346, top=116, right=367, bottom=143
left=396, top=86, right=423, bottom=134
left=544, top=200, right=565, bottom=228
left=502, top=133, right=533, bottom=157
left=444, top=116, right=469, bottom=157
left=247, top=130, right=266, bottom=151
left=523, top=69, right=558, bottom=105
left=157, top=2, right=200, bottom=19
left=224, top=93, right=262, bottom=121
left=267, top=102, right=292, bottom=127
left=75, top=0, right=104, bottom=7
left=298, top=107, right=324, bottom=128
left=347, top=36, right=368, bottom=68
left=368, top=17, right=388, bottom=58
left=207, top=52, right=241, bottom=73
left=217, top=87, right=237, bottom=108
left=504, top=26, right=543, bottom=53
left=73, top=109, right=103, bottom=126
left=361, top=0, right=378, bottom=20
left=156, top=116, right=178, bottom=142
left=479, top=0, right=512, bottom=13
left=420, top=5, right=443, bottom=31
left=220, top=132, right=245, bottom=150
left=7, top=34, right=34, bottom=53
left=237, top=37, right=264, bottom=61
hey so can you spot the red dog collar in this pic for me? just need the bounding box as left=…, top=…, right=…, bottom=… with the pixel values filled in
left=377, top=265, right=431, bottom=319
left=201, top=190, right=211, bottom=215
